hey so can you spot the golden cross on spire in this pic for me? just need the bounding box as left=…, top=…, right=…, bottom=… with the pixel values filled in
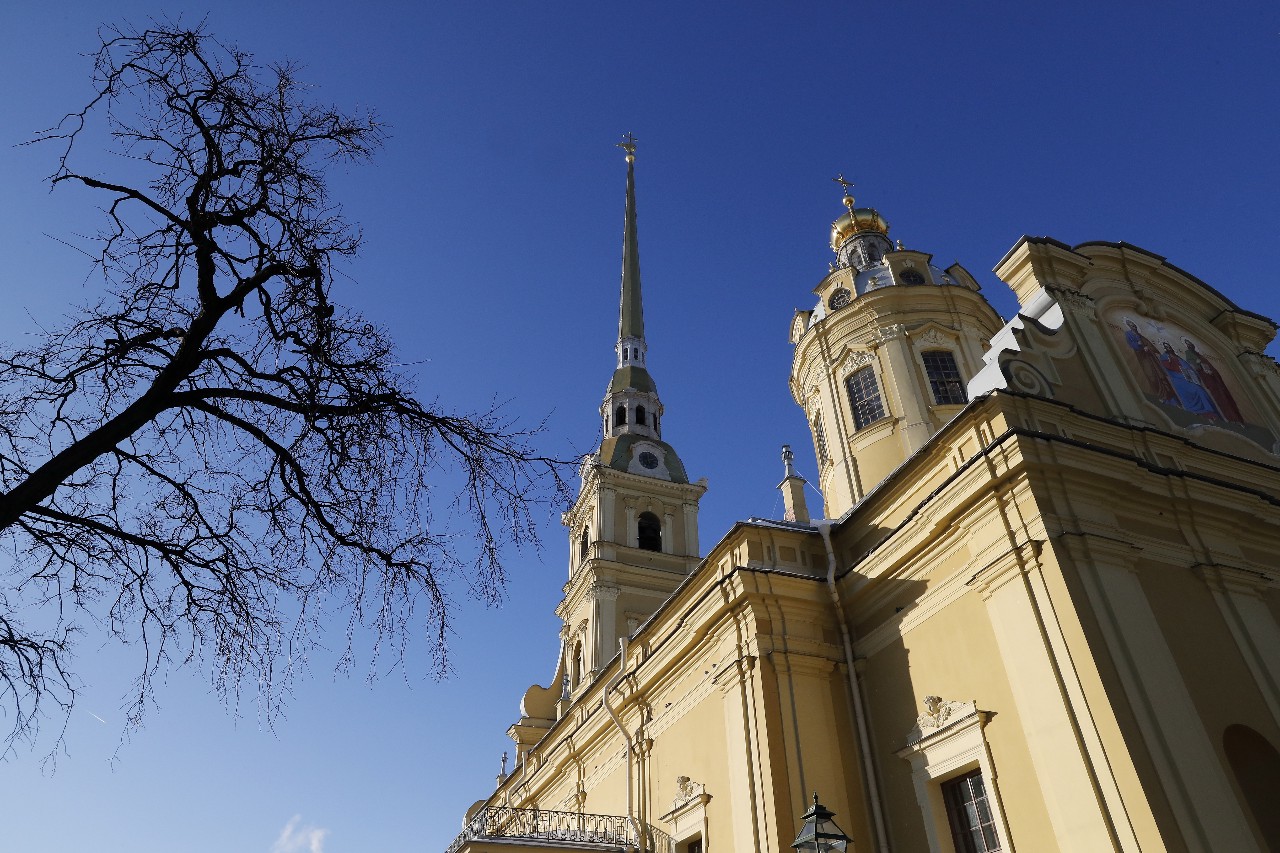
left=832, top=173, right=855, bottom=209
left=617, top=132, right=638, bottom=157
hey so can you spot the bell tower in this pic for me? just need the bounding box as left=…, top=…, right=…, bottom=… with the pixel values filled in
left=789, top=178, right=1005, bottom=518
left=558, top=138, right=706, bottom=692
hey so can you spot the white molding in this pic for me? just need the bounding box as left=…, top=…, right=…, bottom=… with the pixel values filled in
left=896, top=697, right=1015, bottom=853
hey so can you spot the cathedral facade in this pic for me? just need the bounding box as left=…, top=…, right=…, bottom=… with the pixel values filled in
left=444, top=145, right=1280, bottom=853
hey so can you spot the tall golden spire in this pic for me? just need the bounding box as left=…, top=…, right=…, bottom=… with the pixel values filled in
left=617, top=133, right=644, bottom=342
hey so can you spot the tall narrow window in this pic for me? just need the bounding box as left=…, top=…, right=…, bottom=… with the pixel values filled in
left=572, top=643, right=584, bottom=688
left=636, top=405, right=646, bottom=426
left=637, top=512, right=662, bottom=552
left=923, top=350, right=968, bottom=405
left=579, top=527, right=589, bottom=563
left=615, top=405, right=627, bottom=427
left=942, top=770, right=1002, bottom=853
left=812, top=413, right=830, bottom=464
left=845, top=366, right=886, bottom=429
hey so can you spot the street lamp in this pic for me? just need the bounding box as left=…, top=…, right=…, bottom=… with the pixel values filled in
left=790, top=793, right=852, bottom=852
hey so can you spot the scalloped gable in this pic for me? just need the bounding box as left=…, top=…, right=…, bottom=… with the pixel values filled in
left=972, top=237, right=1280, bottom=459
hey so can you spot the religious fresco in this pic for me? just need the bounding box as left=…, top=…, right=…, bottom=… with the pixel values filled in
left=1107, top=310, right=1275, bottom=448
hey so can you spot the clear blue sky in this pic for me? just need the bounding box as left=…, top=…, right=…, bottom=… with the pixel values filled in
left=0, top=2, right=1277, bottom=851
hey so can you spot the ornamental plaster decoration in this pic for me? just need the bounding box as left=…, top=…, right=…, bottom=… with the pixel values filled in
left=1049, top=285, right=1097, bottom=317
left=791, top=313, right=812, bottom=343
left=672, top=775, right=706, bottom=811
left=589, top=583, right=620, bottom=602
left=917, top=327, right=948, bottom=347
left=905, top=695, right=977, bottom=745
left=1240, top=351, right=1280, bottom=380
left=875, top=323, right=908, bottom=343
left=1006, top=359, right=1053, bottom=397
left=839, top=349, right=878, bottom=375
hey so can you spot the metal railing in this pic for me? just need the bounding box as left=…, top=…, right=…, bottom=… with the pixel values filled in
left=444, top=805, right=674, bottom=853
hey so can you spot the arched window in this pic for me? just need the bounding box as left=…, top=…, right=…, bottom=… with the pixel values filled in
left=614, top=405, right=627, bottom=427
left=635, top=405, right=646, bottom=426
left=812, top=412, right=830, bottom=463
left=579, top=527, right=589, bottom=563
left=845, top=365, right=887, bottom=429
left=572, top=643, right=584, bottom=688
left=637, top=511, right=662, bottom=552
left=1224, top=725, right=1280, bottom=848
left=922, top=350, right=968, bottom=405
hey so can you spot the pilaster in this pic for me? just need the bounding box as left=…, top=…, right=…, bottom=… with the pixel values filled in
left=1063, top=535, right=1259, bottom=852
left=971, top=541, right=1139, bottom=851
left=879, top=326, right=931, bottom=454
left=714, top=655, right=768, bottom=853
left=590, top=583, right=621, bottom=675
left=1194, top=563, right=1280, bottom=727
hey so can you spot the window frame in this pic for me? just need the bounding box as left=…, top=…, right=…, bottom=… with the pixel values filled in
left=812, top=411, right=831, bottom=465
left=845, top=365, right=887, bottom=430
left=922, top=349, right=968, bottom=406
left=896, top=699, right=1014, bottom=853
left=942, top=769, right=1002, bottom=853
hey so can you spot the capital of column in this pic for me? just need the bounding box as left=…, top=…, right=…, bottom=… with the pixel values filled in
left=1045, top=284, right=1097, bottom=317
left=589, top=582, right=621, bottom=602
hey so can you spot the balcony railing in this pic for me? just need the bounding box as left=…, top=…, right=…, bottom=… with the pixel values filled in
left=444, top=805, right=674, bottom=853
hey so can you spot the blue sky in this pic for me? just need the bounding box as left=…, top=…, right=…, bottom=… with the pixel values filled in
left=0, top=2, right=1278, bottom=851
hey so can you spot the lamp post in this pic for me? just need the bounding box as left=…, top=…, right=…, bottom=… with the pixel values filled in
left=790, top=793, right=853, bottom=852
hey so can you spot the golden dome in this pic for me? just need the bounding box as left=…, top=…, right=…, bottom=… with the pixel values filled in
left=830, top=207, right=890, bottom=249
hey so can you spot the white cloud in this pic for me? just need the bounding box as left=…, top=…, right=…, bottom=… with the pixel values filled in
left=271, top=815, right=329, bottom=853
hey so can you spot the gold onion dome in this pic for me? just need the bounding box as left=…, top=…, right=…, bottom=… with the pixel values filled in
left=830, top=206, right=890, bottom=250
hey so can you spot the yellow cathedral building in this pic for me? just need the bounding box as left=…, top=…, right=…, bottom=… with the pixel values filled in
left=443, top=141, right=1280, bottom=853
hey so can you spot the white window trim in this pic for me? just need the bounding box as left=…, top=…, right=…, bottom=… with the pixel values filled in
left=895, top=697, right=1014, bottom=853
left=661, top=777, right=710, bottom=852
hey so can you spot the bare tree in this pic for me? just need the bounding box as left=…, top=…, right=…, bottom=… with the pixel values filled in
left=0, top=22, right=562, bottom=753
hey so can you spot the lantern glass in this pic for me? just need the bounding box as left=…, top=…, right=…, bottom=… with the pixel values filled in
left=790, top=793, right=851, bottom=852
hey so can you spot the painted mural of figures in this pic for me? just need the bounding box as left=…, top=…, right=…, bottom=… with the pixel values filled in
left=1160, top=341, right=1220, bottom=419
left=1182, top=338, right=1244, bottom=422
left=1125, top=320, right=1179, bottom=404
